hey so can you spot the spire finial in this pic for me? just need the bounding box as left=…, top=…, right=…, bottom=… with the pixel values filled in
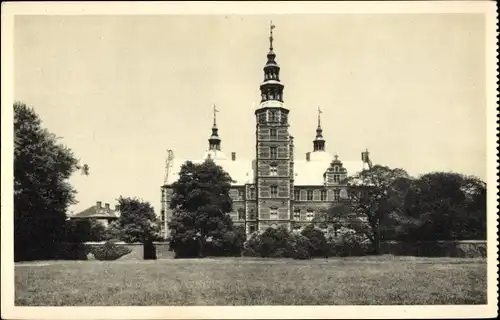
left=318, top=106, right=323, bottom=128
left=269, top=21, right=276, bottom=51
left=213, top=104, right=219, bottom=126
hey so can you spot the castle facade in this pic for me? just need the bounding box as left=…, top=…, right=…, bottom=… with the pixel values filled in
left=160, top=26, right=369, bottom=238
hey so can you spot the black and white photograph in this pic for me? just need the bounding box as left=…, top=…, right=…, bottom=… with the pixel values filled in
left=1, top=1, right=498, bottom=319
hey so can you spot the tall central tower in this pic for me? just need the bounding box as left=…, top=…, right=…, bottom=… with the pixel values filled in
left=255, top=23, right=293, bottom=231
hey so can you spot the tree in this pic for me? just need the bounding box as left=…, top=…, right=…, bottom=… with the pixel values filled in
left=14, top=102, right=88, bottom=261
left=115, top=197, right=162, bottom=243
left=345, top=165, right=411, bottom=254
left=312, top=203, right=352, bottom=237
left=400, top=172, right=487, bottom=241
left=167, top=159, right=237, bottom=258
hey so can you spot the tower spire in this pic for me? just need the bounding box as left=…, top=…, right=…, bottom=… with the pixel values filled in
left=259, top=22, right=285, bottom=103
left=313, top=107, right=325, bottom=152
left=208, top=104, right=221, bottom=151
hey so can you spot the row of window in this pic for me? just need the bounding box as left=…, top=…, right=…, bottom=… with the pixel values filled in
left=257, top=111, right=288, bottom=124
left=235, top=208, right=318, bottom=221
left=233, top=188, right=345, bottom=200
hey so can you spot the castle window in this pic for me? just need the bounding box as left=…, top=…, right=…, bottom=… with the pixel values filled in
left=294, top=189, right=300, bottom=201
left=320, top=190, right=327, bottom=201
left=270, top=206, right=278, bottom=218
left=238, top=189, right=245, bottom=200
left=281, top=113, right=287, bottom=124
left=334, top=189, right=340, bottom=201
left=249, top=188, right=256, bottom=199
left=270, top=128, right=277, bottom=140
left=249, top=225, right=256, bottom=233
left=269, top=164, right=278, bottom=176
left=294, top=209, right=301, bottom=220
left=307, top=190, right=313, bottom=201
left=269, top=92, right=275, bottom=100
left=334, top=165, right=339, bottom=172
left=306, top=209, right=315, bottom=221
left=333, top=175, right=340, bottom=183
left=270, top=147, right=277, bottom=159
left=269, top=111, right=278, bottom=122
left=249, top=209, right=255, bottom=220
left=270, top=185, right=278, bottom=197
left=238, top=208, right=245, bottom=220
left=258, top=113, right=266, bottom=124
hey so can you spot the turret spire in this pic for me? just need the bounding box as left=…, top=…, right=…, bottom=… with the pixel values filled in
left=259, top=22, right=285, bottom=103
left=208, top=104, right=221, bottom=151
left=313, top=107, right=326, bottom=152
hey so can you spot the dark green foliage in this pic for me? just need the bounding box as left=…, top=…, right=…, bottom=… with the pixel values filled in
left=242, top=226, right=292, bottom=258
left=14, top=102, right=87, bottom=261
left=53, top=243, right=89, bottom=260
left=116, top=197, right=162, bottom=243
left=168, top=160, right=242, bottom=258
left=345, top=165, right=411, bottom=254
left=90, top=241, right=132, bottom=260
left=288, top=233, right=312, bottom=260
left=300, top=224, right=327, bottom=257
left=63, top=219, right=107, bottom=242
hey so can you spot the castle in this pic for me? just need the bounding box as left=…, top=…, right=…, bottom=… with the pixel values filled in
left=160, top=24, right=370, bottom=238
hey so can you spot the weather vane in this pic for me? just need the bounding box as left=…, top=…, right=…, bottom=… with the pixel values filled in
left=318, top=106, right=323, bottom=127
left=213, top=104, right=219, bottom=126
left=269, top=21, right=276, bottom=50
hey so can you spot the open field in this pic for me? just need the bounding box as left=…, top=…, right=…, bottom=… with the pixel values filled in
left=15, top=256, right=487, bottom=306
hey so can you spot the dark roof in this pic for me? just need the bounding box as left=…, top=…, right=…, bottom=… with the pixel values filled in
left=72, top=204, right=119, bottom=219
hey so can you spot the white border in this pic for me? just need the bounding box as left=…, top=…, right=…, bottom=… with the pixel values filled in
left=1, top=1, right=498, bottom=319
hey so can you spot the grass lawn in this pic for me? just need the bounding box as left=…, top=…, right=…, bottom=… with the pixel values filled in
left=15, top=255, right=487, bottom=306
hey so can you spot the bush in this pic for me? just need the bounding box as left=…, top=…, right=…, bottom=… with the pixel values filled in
left=334, top=227, right=367, bottom=257
left=242, top=226, right=292, bottom=258
left=288, top=233, right=311, bottom=260
left=300, top=225, right=327, bottom=257
left=90, top=241, right=132, bottom=260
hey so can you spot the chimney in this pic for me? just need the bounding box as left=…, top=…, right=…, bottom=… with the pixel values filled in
left=96, top=201, right=102, bottom=208
left=105, top=203, right=110, bottom=210
left=306, top=152, right=311, bottom=161
left=231, top=152, right=236, bottom=161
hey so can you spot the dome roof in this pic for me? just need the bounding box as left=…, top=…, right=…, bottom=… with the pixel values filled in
left=309, top=151, right=333, bottom=162
left=203, top=150, right=228, bottom=161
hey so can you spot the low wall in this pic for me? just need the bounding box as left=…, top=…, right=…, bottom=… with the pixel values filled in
left=376, top=240, right=487, bottom=258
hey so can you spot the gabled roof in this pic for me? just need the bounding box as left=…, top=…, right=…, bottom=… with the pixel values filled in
left=72, top=203, right=120, bottom=219
left=294, top=160, right=364, bottom=186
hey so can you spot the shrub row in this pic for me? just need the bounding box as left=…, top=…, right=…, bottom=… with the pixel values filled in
left=53, top=241, right=132, bottom=261
left=242, top=225, right=367, bottom=259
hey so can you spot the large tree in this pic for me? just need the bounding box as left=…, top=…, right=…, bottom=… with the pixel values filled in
left=115, top=197, right=162, bottom=243
left=345, top=165, right=411, bottom=254
left=14, top=102, right=88, bottom=261
left=399, top=172, right=487, bottom=241
left=167, top=159, right=236, bottom=258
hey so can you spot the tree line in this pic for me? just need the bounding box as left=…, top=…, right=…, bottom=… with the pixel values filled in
left=13, top=102, right=487, bottom=261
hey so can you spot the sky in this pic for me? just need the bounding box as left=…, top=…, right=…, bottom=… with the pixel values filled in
left=14, top=14, right=487, bottom=214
